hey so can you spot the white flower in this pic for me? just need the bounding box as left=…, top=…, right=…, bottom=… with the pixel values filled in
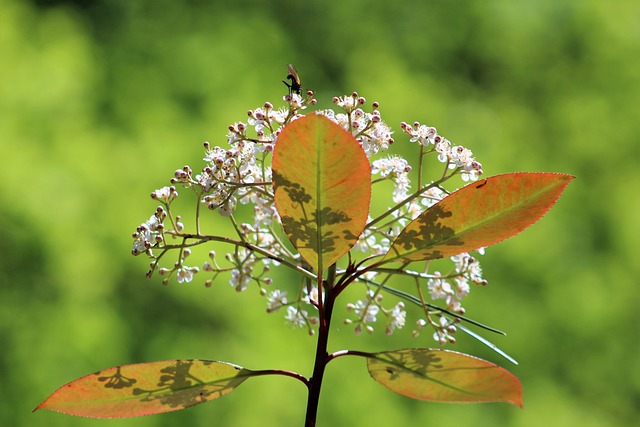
left=285, top=306, right=307, bottom=328
left=404, top=200, right=423, bottom=220
left=433, top=316, right=457, bottom=345
left=151, top=186, right=177, bottom=204
left=248, top=108, right=271, bottom=137
left=386, top=302, right=406, bottom=335
left=452, top=252, right=487, bottom=286
left=372, top=156, right=409, bottom=178
left=176, top=267, right=196, bottom=283
left=421, top=186, right=444, bottom=208
left=269, top=107, right=288, bottom=124
left=392, top=173, right=411, bottom=202
left=284, top=93, right=304, bottom=109
left=352, top=291, right=380, bottom=325
left=427, top=273, right=453, bottom=301
left=253, top=199, right=279, bottom=227
left=371, top=156, right=412, bottom=203
left=203, top=145, right=227, bottom=165
left=131, top=233, right=149, bottom=256
left=441, top=144, right=482, bottom=182
left=267, top=290, right=288, bottom=312
left=230, top=267, right=251, bottom=292
left=334, top=95, right=355, bottom=109
left=461, top=160, right=483, bottom=182
left=435, top=136, right=452, bottom=163
left=302, top=285, right=319, bottom=306
left=131, top=212, right=164, bottom=256
left=371, top=158, right=393, bottom=177
left=454, top=277, right=470, bottom=300
left=359, top=118, right=393, bottom=157
left=409, top=124, right=438, bottom=146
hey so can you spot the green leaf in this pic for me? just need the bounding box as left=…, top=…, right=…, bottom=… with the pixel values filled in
left=273, top=114, right=371, bottom=274
left=366, top=348, right=523, bottom=406
left=35, top=360, right=254, bottom=418
left=384, top=172, right=574, bottom=262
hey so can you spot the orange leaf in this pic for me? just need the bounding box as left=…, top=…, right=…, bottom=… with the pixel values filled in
left=35, top=360, right=253, bottom=418
left=273, top=114, right=371, bottom=274
left=367, top=348, right=523, bottom=406
left=384, top=172, right=574, bottom=262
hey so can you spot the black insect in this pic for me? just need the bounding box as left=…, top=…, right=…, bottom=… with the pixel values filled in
left=282, top=64, right=302, bottom=95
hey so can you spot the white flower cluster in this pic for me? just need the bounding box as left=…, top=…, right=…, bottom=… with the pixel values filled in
left=344, top=290, right=406, bottom=336
left=409, top=252, right=488, bottom=343
left=372, top=156, right=412, bottom=202
left=321, top=92, right=394, bottom=157
left=132, top=90, right=487, bottom=344
left=401, top=121, right=483, bottom=181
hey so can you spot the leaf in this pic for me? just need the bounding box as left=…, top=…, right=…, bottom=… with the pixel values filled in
left=366, top=348, right=522, bottom=407
left=35, top=359, right=254, bottom=418
left=457, top=324, right=518, bottom=365
left=273, top=114, right=371, bottom=274
left=384, top=172, right=574, bottom=262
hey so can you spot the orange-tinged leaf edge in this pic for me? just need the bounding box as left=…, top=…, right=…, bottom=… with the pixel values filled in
left=35, top=359, right=255, bottom=418
left=383, top=172, right=575, bottom=263
left=273, top=114, right=371, bottom=273
left=366, top=348, right=523, bottom=407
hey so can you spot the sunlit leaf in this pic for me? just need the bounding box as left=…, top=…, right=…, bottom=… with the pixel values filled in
left=35, top=360, right=254, bottom=418
left=273, top=114, right=371, bottom=274
left=384, top=172, right=574, bottom=262
left=366, top=348, right=522, bottom=406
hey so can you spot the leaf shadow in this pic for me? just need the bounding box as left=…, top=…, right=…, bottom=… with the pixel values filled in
left=97, top=360, right=247, bottom=412
left=390, top=204, right=465, bottom=261
left=273, top=170, right=352, bottom=257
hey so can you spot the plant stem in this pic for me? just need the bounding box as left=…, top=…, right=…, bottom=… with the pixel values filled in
left=304, top=266, right=337, bottom=427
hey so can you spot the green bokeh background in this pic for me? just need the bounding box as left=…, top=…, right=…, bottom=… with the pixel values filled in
left=1, top=0, right=638, bottom=426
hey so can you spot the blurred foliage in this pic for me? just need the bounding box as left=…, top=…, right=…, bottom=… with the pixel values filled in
left=1, top=0, right=638, bottom=426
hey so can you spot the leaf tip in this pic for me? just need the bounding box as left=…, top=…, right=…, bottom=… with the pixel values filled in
left=512, top=396, right=524, bottom=409
left=33, top=400, right=49, bottom=413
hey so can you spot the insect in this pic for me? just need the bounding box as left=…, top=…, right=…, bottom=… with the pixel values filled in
left=282, top=64, right=302, bottom=95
